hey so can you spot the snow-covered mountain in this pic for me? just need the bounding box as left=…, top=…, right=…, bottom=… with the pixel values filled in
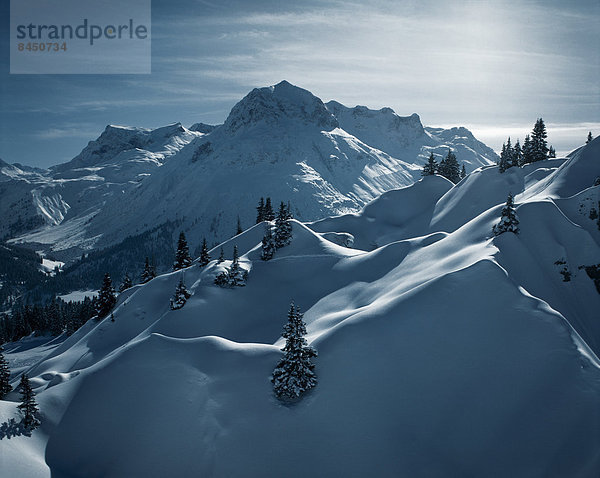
left=1, top=124, right=202, bottom=252
left=2, top=138, right=599, bottom=477
left=6, top=81, right=496, bottom=260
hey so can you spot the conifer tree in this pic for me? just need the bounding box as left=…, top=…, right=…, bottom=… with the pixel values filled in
left=274, top=202, right=293, bottom=248
left=217, top=247, right=225, bottom=263
left=439, top=149, right=460, bottom=183
left=199, top=238, right=211, bottom=266
left=236, top=216, right=243, bottom=236
left=531, top=118, right=548, bottom=162
left=0, top=347, right=12, bottom=399
left=548, top=145, right=556, bottom=158
left=522, top=134, right=534, bottom=164
left=170, top=276, right=191, bottom=310
left=173, top=231, right=192, bottom=270
left=141, top=257, right=156, bottom=283
left=261, top=224, right=276, bottom=261
left=421, top=152, right=437, bottom=176
left=587, top=132, right=593, bottom=144
left=437, top=155, right=447, bottom=179
left=271, top=303, right=317, bottom=401
left=498, top=142, right=509, bottom=173
left=256, top=197, right=265, bottom=224
left=214, top=245, right=247, bottom=287
left=96, top=273, right=116, bottom=319
left=499, top=138, right=515, bottom=173
left=513, top=139, right=523, bottom=167
left=264, top=197, right=275, bottom=221
left=119, top=273, right=133, bottom=293
left=493, top=193, right=520, bottom=235
left=460, top=164, right=466, bottom=179
left=228, top=245, right=246, bottom=285
left=18, top=374, right=40, bottom=430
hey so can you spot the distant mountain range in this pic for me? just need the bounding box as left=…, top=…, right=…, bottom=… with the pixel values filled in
left=2, top=80, right=497, bottom=263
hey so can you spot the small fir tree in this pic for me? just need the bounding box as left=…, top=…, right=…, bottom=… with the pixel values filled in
left=493, top=193, right=520, bottom=235
left=531, top=118, right=548, bottom=162
left=460, top=164, right=466, bottom=179
left=261, top=224, right=276, bottom=261
left=439, top=149, right=461, bottom=183
left=498, top=142, right=509, bottom=173
left=217, top=247, right=225, bottom=263
left=274, top=202, right=293, bottom=248
left=199, top=238, right=211, bottom=266
left=499, top=138, right=515, bottom=173
left=256, top=197, right=265, bottom=224
left=170, top=276, right=191, bottom=310
left=271, top=303, right=317, bottom=401
left=119, top=273, right=133, bottom=293
left=421, top=152, right=437, bottom=176
left=18, top=374, right=40, bottom=430
left=0, top=347, right=12, bottom=399
left=513, top=139, right=523, bottom=167
left=264, top=197, right=275, bottom=221
left=141, top=257, right=156, bottom=283
left=548, top=145, right=556, bottom=158
left=96, top=273, right=116, bottom=319
left=587, top=132, right=593, bottom=144
left=236, top=216, right=243, bottom=235
left=522, top=134, right=534, bottom=164
left=214, top=245, right=248, bottom=287
left=173, top=232, right=193, bottom=270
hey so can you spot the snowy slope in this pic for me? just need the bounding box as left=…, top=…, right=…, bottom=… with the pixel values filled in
left=1, top=140, right=599, bottom=477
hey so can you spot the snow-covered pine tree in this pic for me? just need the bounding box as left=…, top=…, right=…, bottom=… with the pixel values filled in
left=271, top=303, right=317, bottom=401
left=18, top=374, right=40, bottom=430
left=96, top=273, right=116, bottom=319
left=173, top=232, right=193, bottom=270
left=498, top=142, right=509, bottom=173
left=256, top=197, right=265, bottom=224
left=548, top=145, right=556, bottom=158
left=493, top=193, right=520, bottom=235
left=141, top=257, right=156, bottom=283
left=214, top=245, right=248, bottom=287
left=261, top=224, right=276, bottom=261
left=437, top=155, right=447, bottom=179
left=264, top=197, right=275, bottom=221
left=199, top=238, right=211, bottom=266
left=421, top=152, right=437, bottom=176
left=119, top=273, right=133, bottom=293
left=440, top=149, right=461, bottom=183
left=587, top=132, right=594, bottom=144
left=513, top=139, right=523, bottom=167
left=0, top=346, right=12, bottom=399
left=170, top=275, right=191, bottom=310
left=274, top=201, right=293, bottom=248
left=236, top=216, right=243, bottom=236
left=531, top=118, right=549, bottom=162
left=522, top=134, right=534, bottom=164
left=217, top=247, right=225, bottom=263
left=460, top=164, right=466, bottom=180
left=227, top=245, right=247, bottom=286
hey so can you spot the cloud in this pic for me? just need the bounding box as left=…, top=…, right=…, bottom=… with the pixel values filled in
left=34, top=124, right=101, bottom=140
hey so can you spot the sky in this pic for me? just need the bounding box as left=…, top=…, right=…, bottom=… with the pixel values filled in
left=0, top=0, right=598, bottom=168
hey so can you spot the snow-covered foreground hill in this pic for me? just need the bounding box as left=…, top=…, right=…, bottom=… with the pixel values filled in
left=1, top=139, right=599, bottom=477
left=6, top=81, right=496, bottom=261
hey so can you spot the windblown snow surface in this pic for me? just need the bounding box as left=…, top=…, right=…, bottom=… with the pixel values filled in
left=1, top=140, right=600, bottom=477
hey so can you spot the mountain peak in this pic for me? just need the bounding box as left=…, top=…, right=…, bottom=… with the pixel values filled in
left=224, top=80, right=338, bottom=133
